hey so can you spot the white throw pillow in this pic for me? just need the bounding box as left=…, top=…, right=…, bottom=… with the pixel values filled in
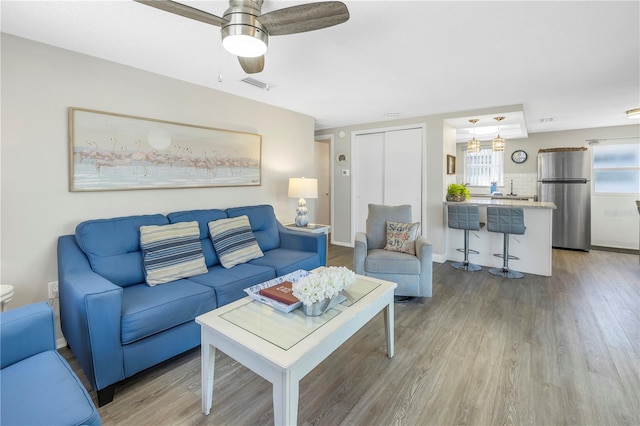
left=383, top=220, right=420, bottom=255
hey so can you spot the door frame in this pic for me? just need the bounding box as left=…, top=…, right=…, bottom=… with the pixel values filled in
left=351, top=123, right=427, bottom=246
left=314, top=133, right=335, bottom=237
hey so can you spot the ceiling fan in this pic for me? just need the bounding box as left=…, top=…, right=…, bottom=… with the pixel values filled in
left=134, top=0, right=350, bottom=74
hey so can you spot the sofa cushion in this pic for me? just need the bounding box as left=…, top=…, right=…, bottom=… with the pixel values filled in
left=365, top=248, right=421, bottom=275
left=167, top=209, right=228, bottom=267
left=226, top=205, right=280, bottom=252
left=209, top=215, right=264, bottom=269
left=187, top=263, right=275, bottom=306
left=75, top=214, right=169, bottom=287
left=248, top=248, right=321, bottom=276
left=0, top=351, right=101, bottom=426
left=384, top=220, right=420, bottom=255
left=140, top=221, right=208, bottom=286
left=120, top=280, right=216, bottom=344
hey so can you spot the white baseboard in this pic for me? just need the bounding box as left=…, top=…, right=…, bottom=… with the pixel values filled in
left=432, top=253, right=446, bottom=263
left=56, top=336, right=67, bottom=349
left=330, top=241, right=353, bottom=248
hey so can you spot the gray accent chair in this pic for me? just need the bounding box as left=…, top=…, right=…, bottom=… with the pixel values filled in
left=354, top=204, right=433, bottom=297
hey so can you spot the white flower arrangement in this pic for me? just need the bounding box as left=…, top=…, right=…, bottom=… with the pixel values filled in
left=292, top=266, right=356, bottom=306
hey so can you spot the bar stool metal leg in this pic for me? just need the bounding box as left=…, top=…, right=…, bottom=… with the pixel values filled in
left=452, top=229, right=482, bottom=271
left=489, top=233, right=524, bottom=279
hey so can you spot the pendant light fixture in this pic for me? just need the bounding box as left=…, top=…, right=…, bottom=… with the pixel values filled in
left=492, top=116, right=506, bottom=152
left=467, top=119, right=480, bottom=153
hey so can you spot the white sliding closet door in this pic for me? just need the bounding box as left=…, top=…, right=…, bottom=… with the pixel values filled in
left=384, top=128, right=422, bottom=223
left=354, top=132, right=384, bottom=234
left=354, top=127, right=423, bottom=237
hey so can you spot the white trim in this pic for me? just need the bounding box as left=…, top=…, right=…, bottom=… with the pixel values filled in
left=314, top=134, right=335, bottom=242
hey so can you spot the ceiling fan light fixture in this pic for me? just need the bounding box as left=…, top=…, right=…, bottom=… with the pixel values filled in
left=626, top=108, right=640, bottom=119
left=222, top=26, right=268, bottom=58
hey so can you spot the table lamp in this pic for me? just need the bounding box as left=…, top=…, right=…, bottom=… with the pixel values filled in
left=288, top=177, right=318, bottom=227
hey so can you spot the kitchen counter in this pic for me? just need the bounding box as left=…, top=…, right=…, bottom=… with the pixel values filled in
left=444, top=200, right=556, bottom=276
left=449, top=198, right=556, bottom=209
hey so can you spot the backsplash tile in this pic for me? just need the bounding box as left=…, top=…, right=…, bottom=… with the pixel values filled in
left=464, top=173, right=538, bottom=196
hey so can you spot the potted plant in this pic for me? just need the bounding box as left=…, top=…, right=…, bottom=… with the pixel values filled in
left=446, top=183, right=470, bottom=202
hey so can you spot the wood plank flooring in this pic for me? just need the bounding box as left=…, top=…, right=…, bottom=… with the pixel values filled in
left=60, top=246, right=640, bottom=425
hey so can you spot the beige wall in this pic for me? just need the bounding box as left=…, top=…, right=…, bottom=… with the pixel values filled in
left=1, top=34, right=315, bottom=309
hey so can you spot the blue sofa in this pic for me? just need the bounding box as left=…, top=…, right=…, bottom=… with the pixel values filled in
left=57, top=204, right=326, bottom=406
left=0, top=302, right=101, bottom=425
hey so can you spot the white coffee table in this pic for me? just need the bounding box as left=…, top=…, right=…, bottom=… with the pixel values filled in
left=196, top=274, right=396, bottom=426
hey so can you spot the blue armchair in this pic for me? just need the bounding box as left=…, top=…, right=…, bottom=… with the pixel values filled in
left=0, top=302, right=101, bottom=425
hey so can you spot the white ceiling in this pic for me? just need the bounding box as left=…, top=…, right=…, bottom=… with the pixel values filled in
left=2, top=0, right=639, bottom=135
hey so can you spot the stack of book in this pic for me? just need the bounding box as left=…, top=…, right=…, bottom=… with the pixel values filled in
left=258, top=281, right=299, bottom=305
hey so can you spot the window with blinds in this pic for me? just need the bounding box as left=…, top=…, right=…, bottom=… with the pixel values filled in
left=464, top=148, right=504, bottom=186
left=592, top=140, right=640, bottom=194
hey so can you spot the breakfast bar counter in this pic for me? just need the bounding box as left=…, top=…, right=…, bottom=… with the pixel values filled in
left=443, top=199, right=556, bottom=276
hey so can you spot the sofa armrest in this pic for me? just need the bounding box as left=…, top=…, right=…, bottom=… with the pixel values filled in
left=57, top=235, right=124, bottom=392
left=0, top=302, right=55, bottom=369
left=354, top=232, right=368, bottom=275
left=415, top=236, right=433, bottom=297
left=277, top=224, right=327, bottom=266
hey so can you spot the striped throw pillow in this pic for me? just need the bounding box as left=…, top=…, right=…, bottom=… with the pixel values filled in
left=208, top=215, right=264, bottom=269
left=140, top=221, right=208, bottom=286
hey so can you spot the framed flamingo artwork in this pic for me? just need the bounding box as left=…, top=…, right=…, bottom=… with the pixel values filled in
left=68, top=107, right=262, bottom=192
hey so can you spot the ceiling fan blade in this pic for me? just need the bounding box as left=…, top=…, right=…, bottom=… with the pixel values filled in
left=238, top=56, right=265, bottom=74
left=259, top=1, right=349, bottom=36
left=134, top=0, right=226, bottom=27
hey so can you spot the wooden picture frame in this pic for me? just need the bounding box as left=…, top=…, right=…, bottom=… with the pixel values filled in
left=446, top=155, right=456, bottom=175
left=68, top=108, right=262, bottom=192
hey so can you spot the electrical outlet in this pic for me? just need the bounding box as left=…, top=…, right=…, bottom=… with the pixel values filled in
left=48, top=281, right=59, bottom=299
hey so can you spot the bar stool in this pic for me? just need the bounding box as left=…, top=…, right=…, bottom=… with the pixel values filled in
left=487, top=207, right=526, bottom=279
left=448, top=205, right=484, bottom=271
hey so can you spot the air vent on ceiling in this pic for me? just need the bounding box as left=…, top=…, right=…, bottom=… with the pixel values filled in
left=241, top=77, right=270, bottom=91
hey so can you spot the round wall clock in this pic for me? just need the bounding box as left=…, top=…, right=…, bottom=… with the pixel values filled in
left=511, top=150, right=528, bottom=164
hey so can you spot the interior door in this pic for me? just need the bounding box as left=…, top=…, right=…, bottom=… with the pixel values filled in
left=384, top=128, right=422, bottom=223
left=354, top=127, right=423, bottom=237
left=354, top=132, right=384, bottom=234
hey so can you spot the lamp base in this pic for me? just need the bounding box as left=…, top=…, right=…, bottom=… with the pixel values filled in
left=295, top=197, right=309, bottom=227
left=295, top=215, right=309, bottom=227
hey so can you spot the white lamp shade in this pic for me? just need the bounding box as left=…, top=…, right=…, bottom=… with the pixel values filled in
left=288, top=178, right=318, bottom=199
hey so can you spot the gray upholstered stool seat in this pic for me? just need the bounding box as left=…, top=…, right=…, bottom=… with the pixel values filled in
left=448, top=205, right=484, bottom=272
left=486, top=207, right=526, bottom=279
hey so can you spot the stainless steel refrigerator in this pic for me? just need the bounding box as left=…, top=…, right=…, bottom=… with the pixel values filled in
left=538, top=148, right=591, bottom=251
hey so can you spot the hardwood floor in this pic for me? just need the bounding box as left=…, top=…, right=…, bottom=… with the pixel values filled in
left=60, top=246, right=640, bottom=425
